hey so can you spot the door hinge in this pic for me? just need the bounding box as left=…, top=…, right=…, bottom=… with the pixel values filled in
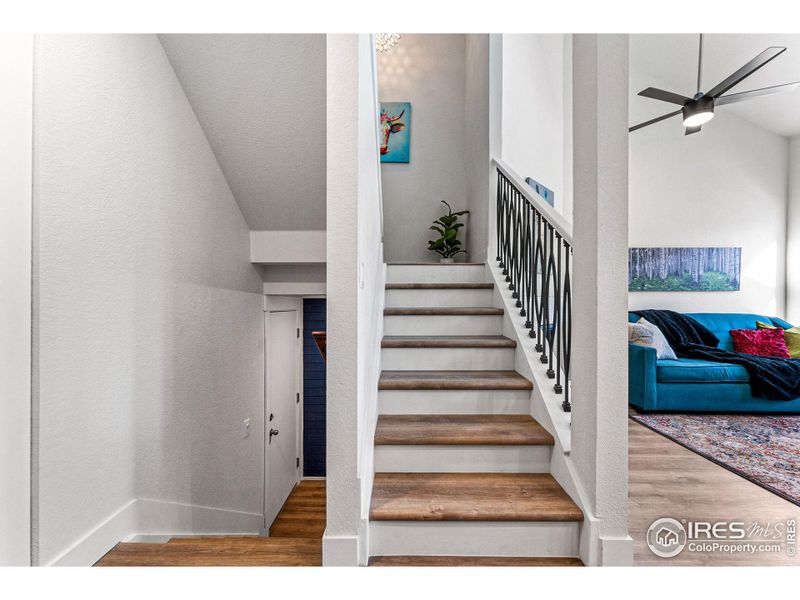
left=262, top=296, right=267, bottom=312
left=296, top=457, right=300, bottom=469
left=296, top=327, right=300, bottom=338
left=296, top=392, right=300, bottom=404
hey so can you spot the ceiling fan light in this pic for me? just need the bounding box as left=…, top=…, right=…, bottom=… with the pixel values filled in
left=683, top=111, right=715, bottom=127
left=682, top=97, right=715, bottom=128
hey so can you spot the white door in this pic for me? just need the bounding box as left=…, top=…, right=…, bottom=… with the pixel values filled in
left=266, top=309, right=300, bottom=527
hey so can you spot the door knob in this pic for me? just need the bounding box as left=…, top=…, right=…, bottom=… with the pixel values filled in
left=269, top=428, right=279, bottom=441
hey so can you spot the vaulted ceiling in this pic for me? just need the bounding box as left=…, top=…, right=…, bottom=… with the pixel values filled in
left=159, top=34, right=326, bottom=230
left=631, top=34, right=800, bottom=137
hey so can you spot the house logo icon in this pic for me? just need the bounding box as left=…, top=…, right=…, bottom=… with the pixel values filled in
left=647, top=518, right=687, bottom=558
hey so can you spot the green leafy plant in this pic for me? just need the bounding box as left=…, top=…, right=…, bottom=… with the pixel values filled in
left=427, top=200, right=469, bottom=259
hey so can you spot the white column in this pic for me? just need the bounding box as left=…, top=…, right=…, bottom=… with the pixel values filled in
left=570, top=33, right=632, bottom=566
left=0, top=34, right=33, bottom=566
left=324, top=33, right=362, bottom=566
left=787, top=137, right=800, bottom=324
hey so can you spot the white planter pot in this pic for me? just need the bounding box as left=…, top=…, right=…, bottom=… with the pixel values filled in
left=439, top=258, right=454, bottom=264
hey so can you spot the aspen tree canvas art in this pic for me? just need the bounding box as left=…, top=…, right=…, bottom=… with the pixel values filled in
left=628, top=247, right=741, bottom=292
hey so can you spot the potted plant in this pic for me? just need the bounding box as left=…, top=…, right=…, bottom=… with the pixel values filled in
left=427, top=200, right=469, bottom=263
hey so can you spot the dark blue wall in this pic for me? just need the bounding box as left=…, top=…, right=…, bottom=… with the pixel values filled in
left=302, top=299, right=326, bottom=477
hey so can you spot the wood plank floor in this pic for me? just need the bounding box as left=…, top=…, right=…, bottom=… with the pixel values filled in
left=629, top=419, right=800, bottom=566
left=95, top=479, right=325, bottom=566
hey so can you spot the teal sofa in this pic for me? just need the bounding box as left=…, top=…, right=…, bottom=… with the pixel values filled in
left=628, top=312, right=800, bottom=413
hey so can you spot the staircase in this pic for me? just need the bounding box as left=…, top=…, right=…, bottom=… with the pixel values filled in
left=368, top=263, right=583, bottom=565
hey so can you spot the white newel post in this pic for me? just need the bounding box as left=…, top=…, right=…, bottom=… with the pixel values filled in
left=570, top=33, right=633, bottom=566
left=324, top=33, right=362, bottom=566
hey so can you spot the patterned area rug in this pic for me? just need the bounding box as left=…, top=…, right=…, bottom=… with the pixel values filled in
left=630, top=413, right=800, bottom=507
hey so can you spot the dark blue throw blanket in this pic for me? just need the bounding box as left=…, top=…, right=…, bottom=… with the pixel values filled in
left=633, top=309, right=800, bottom=401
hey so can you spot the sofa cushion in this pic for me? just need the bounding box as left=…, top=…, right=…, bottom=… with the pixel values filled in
left=756, top=320, right=800, bottom=359
left=628, top=319, right=677, bottom=359
left=730, top=327, right=791, bottom=358
left=656, top=358, right=750, bottom=384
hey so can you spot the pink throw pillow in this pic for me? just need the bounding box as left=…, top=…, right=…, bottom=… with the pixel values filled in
left=730, top=328, right=791, bottom=358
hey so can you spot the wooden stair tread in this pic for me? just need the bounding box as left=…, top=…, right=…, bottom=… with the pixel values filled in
left=385, top=307, right=503, bottom=316
left=382, top=335, right=515, bottom=348
left=379, top=370, right=533, bottom=391
left=95, top=538, right=321, bottom=566
left=386, top=283, right=494, bottom=289
left=375, top=415, right=553, bottom=446
left=368, top=555, right=583, bottom=566
left=369, top=473, right=583, bottom=522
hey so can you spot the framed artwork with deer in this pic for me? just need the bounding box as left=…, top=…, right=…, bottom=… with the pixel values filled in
left=379, top=102, right=411, bottom=163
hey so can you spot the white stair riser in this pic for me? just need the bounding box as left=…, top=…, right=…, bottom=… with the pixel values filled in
left=381, top=347, right=515, bottom=371
left=383, top=315, right=502, bottom=336
left=386, top=265, right=487, bottom=284
left=385, top=288, right=494, bottom=308
left=369, top=521, right=580, bottom=557
left=374, top=445, right=551, bottom=473
left=378, top=389, right=531, bottom=415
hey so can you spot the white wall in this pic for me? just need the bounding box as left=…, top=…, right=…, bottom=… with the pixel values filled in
left=502, top=34, right=573, bottom=223
left=356, top=34, right=385, bottom=559
left=159, top=34, right=327, bottom=231
left=378, top=34, right=470, bottom=263
left=0, top=34, right=33, bottom=566
left=34, top=35, right=265, bottom=565
left=464, top=34, right=491, bottom=262
left=628, top=110, right=789, bottom=317
left=324, top=34, right=384, bottom=566
left=787, top=137, right=800, bottom=324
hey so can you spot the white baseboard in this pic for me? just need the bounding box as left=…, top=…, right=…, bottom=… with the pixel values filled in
left=322, top=532, right=361, bottom=566
left=601, top=535, right=634, bottom=566
left=135, top=498, right=263, bottom=536
left=49, top=499, right=139, bottom=566
left=48, top=498, right=263, bottom=566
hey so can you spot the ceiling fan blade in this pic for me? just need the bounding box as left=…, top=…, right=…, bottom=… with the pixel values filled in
left=629, top=109, right=682, bottom=132
left=685, top=125, right=702, bottom=135
left=706, top=47, right=787, bottom=98
left=716, top=81, right=800, bottom=106
left=638, top=87, right=693, bottom=106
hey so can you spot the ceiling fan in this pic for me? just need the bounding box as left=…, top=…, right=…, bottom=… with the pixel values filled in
left=630, top=34, right=800, bottom=135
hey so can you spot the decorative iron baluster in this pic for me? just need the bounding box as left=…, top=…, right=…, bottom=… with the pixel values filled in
left=521, top=201, right=532, bottom=324
left=553, top=233, right=563, bottom=392
left=531, top=210, right=545, bottom=345
left=495, top=173, right=503, bottom=263
left=561, top=242, right=572, bottom=412
left=539, top=223, right=551, bottom=366
left=495, top=166, right=572, bottom=412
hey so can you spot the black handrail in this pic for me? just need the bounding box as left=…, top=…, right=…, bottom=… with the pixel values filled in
left=495, top=163, right=573, bottom=412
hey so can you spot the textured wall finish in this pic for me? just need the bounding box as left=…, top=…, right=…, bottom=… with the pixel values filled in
left=34, top=34, right=265, bottom=565
left=159, top=34, right=326, bottom=231
left=502, top=34, right=573, bottom=224
left=0, top=34, right=33, bottom=566
left=378, top=34, right=470, bottom=263
left=464, top=34, right=491, bottom=262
